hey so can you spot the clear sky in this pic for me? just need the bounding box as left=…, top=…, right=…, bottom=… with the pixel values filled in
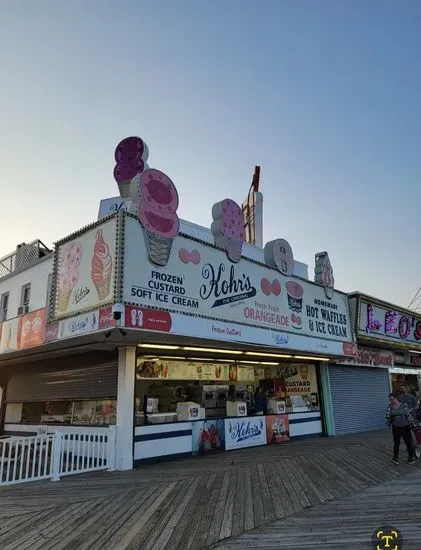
left=1, top=1, right=420, bottom=308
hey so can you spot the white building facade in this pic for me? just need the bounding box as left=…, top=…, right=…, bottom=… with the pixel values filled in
left=0, top=136, right=357, bottom=470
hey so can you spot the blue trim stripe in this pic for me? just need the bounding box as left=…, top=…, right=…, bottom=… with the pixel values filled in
left=134, top=429, right=192, bottom=443
left=134, top=451, right=192, bottom=466
left=289, top=415, right=321, bottom=425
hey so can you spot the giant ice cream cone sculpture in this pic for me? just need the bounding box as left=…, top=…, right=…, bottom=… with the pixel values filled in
left=137, top=168, right=180, bottom=266
left=57, top=242, right=82, bottom=312
left=315, top=251, right=335, bottom=300
left=211, top=199, right=245, bottom=262
left=113, top=136, right=149, bottom=200
left=91, top=229, right=113, bottom=300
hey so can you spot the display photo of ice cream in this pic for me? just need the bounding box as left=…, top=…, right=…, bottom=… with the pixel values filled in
left=260, top=277, right=281, bottom=296
left=91, top=229, right=113, bottom=300
left=137, top=168, right=180, bottom=266
left=211, top=198, right=245, bottom=263
left=300, top=365, right=309, bottom=380
left=285, top=281, right=304, bottom=330
left=0, top=318, right=19, bottom=354
left=57, top=242, right=82, bottom=312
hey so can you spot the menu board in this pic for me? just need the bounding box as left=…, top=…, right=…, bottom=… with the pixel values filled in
left=254, top=364, right=318, bottom=394
left=136, top=358, right=255, bottom=381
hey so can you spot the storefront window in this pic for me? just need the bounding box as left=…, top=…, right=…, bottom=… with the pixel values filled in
left=5, top=399, right=117, bottom=426
left=391, top=373, right=419, bottom=395
left=135, top=357, right=321, bottom=425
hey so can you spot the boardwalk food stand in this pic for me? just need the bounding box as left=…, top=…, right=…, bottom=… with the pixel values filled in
left=0, top=135, right=355, bottom=475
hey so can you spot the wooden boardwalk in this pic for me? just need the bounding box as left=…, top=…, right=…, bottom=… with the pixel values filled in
left=0, top=430, right=419, bottom=549
left=213, top=471, right=421, bottom=549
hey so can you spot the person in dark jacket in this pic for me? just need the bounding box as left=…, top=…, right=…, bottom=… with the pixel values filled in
left=386, top=392, right=416, bottom=465
left=254, top=387, right=267, bottom=415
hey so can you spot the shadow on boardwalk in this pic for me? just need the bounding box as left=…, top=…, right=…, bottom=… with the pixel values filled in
left=0, top=430, right=418, bottom=549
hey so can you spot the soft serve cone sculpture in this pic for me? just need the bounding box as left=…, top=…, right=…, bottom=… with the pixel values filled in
left=138, top=168, right=180, bottom=266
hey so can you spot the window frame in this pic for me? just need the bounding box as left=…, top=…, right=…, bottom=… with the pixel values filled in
left=20, top=283, right=31, bottom=309
left=0, top=291, right=9, bottom=321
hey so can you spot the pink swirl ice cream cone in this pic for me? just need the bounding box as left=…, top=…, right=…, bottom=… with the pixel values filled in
left=57, top=242, right=82, bottom=312
left=211, top=199, right=245, bottom=262
left=137, top=168, right=180, bottom=266
left=113, top=136, right=149, bottom=199
left=91, top=229, right=113, bottom=300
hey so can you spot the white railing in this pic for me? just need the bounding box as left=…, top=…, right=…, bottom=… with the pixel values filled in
left=0, top=434, right=54, bottom=485
left=0, top=427, right=116, bottom=486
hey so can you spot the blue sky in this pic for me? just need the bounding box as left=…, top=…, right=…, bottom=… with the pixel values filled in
left=1, top=1, right=420, bottom=308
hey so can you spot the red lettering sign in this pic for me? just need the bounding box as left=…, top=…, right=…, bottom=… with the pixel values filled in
left=125, top=306, right=172, bottom=332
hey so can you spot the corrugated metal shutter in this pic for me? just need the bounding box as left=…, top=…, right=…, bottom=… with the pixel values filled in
left=330, top=365, right=390, bottom=435
left=6, top=362, right=118, bottom=402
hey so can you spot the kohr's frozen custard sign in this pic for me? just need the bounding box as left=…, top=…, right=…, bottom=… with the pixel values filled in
left=225, top=417, right=267, bottom=450
left=118, top=134, right=353, bottom=346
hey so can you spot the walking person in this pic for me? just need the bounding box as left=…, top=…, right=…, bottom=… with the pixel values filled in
left=398, top=384, right=417, bottom=412
left=386, top=393, right=416, bottom=465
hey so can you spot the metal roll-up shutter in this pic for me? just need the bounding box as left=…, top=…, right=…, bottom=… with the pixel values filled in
left=330, top=365, right=390, bottom=435
left=6, top=362, right=118, bottom=402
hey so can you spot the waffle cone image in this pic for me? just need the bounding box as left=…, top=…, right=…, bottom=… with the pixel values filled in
left=145, top=230, right=174, bottom=267
left=57, top=287, right=72, bottom=312
left=95, top=279, right=111, bottom=300
left=224, top=237, right=243, bottom=263
left=137, top=169, right=180, bottom=267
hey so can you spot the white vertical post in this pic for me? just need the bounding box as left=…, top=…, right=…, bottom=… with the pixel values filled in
left=107, top=426, right=116, bottom=471
left=50, top=432, right=62, bottom=482
left=115, top=346, right=136, bottom=471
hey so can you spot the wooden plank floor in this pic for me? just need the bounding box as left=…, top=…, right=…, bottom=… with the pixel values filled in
left=0, top=430, right=419, bottom=549
left=213, top=471, right=421, bottom=549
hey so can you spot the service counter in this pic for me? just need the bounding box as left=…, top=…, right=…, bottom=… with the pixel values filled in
left=133, top=410, right=322, bottom=465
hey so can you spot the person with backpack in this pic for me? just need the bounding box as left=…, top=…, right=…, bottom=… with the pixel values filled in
left=386, top=392, right=416, bottom=465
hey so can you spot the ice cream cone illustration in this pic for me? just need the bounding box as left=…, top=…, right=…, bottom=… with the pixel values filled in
left=211, top=199, right=245, bottom=263
left=300, top=365, right=309, bottom=381
left=57, top=242, right=82, bottom=312
left=286, top=281, right=304, bottom=330
left=137, top=168, right=180, bottom=266
left=91, top=229, right=113, bottom=301
left=314, top=251, right=334, bottom=300
left=113, top=136, right=149, bottom=199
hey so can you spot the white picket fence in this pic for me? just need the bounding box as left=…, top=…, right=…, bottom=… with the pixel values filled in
left=0, top=427, right=116, bottom=486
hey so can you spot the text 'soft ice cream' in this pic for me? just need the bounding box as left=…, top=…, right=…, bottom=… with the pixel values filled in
left=91, top=229, right=113, bottom=300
